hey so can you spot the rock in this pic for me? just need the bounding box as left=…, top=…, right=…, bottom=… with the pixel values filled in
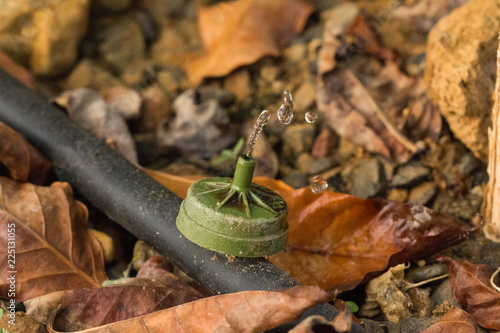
left=337, top=137, right=361, bottom=161
left=408, top=287, right=432, bottom=318
left=283, top=43, right=307, bottom=63
left=312, top=128, right=337, bottom=159
left=29, top=0, right=90, bottom=76
left=387, top=188, right=408, bottom=203
left=458, top=152, right=483, bottom=175
left=308, top=158, right=332, bottom=175
left=363, top=317, right=439, bottom=333
left=425, top=0, right=500, bottom=162
left=408, top=182, right=437, bottom=205
left=294, top=81, right=316, bottom=112
left=138, top=0, right=187, bottom=26
left=157, top=89, right=235, bottom=158
left=0, top=34, right=31, bottom=66
left=282, top=123, right=315, bottom=157
left=391, top=163, right=430, bottom=187
left=137, top=84, right=171, bottom=132
left=223, top=68, right=252, bottom=101
left=156, top=65, right=189, bottom=96
left=260, top=65, right=280, bottom=82
left=406, top=264, right=448, bottom=283
left=62, top=58, right=122, bottom=93
left=320, top=2, right=359, bottom=29
left=431, top=279, right=459, bottom=308
left=347, top=158, right=385, bottom=199
left=432, top=185, right=483, bottom=222
left=296, top=153, right=314, bottom=175
left=92, top=0, right=131, bottom=13
left=282, top=170, right=308, bottom=189
left=96, top=17, right=146, bottom=74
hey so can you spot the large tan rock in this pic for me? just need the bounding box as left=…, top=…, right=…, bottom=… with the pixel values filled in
left=0, top=0, right=89, bottom=76
left=425, top=0, right=500, bottom=162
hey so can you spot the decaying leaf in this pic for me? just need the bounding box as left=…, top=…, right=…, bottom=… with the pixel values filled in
left=187, top=0, right=314, bottom=84
left=421, top=308, right=477, bottom=333
left=289, top=312, right=352, bottom=333
left=46, top=285, right=330, bottom=333
left=0, top=308, right=45, bottom=333
left=317, top=20, right=441, bottom=163
left=25, top=256, right=202, bottom=331
left=438, top=256, right=500, bottom=330
left=0, top=122, right=51, bottom=185
left=0, top=177, right=107, bottom=301
left=144, top=171, right=475, bottom=293
left=0, top=50, right=35, bottom=89
left=54, top=88, right=138, bottom=164
left=156, top=89, right=236, bottom=159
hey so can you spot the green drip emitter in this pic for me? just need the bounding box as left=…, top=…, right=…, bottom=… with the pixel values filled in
left=176, top=110, right=288, bottom=257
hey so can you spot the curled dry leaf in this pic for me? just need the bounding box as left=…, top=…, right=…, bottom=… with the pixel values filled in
left=289, top=312, right=352, bottom=333
left=0, top=50, right=35, bottom=89
left=156, top=89, right=236, bottom=159
left=0, top=309, right=45, bottom=333
left=143, top=171, right=475, bottom=293
left=0, top=122, right=51, bottom=185
left=317, top=21, right=441, bottom=163
left=25, top=256, right=202, bottom=331
left=55, top=88, right=138, bottom=164
left=438, top=256, right=500, bottom=330
left=0, top=177, right=107, bottom=301
left=187, top=0, right=314, bottom=84
left=46, top=285, right=330, bottom=333
left=421, top=308, right=477, bottom=333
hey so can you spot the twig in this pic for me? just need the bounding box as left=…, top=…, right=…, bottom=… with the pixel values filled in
left=484, top=34, right=500, bottom=242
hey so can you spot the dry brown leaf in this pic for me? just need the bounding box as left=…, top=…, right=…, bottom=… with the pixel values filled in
left=46, top=285, right=330, bottom=333
left=0, top=50, right=35, bottom=89
left=25, top=256, right=202, bottom=331
left=0, top=309, right=46, bottom=333
left=421, top=308, right=477, bottom=333
left=0, top=177, right=107, bottom=301
left=317, top=21, right=441, bottom=163
left=0, top=122, right=51, bottom=185
left=55, top=88, right=138, bottom=164
left=144, top=171, right=475, bottom=293
left=438, top=256, right=500, bottom=330
left=187, top=0, right=314, bottom=84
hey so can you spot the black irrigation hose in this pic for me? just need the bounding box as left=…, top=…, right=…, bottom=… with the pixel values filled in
left=0, top=70, right=365, bottom=332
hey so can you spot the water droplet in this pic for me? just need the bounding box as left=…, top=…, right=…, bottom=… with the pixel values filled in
left=256, top=110, right=270, bottom=127
left=245, top=110, right=271, bottom=156
left=278, top=90, right=294, bottom=124
left=311, top=175, right=328, bottom=194
left=283, top=90, right=293, bottom=108
left=305, top=111, right=318, bottom=124
left=278, top=104, right=293, bottom=124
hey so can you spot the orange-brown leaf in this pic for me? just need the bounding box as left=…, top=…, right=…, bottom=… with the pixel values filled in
left=25, top=256, right=202, bottom=331
left=0, top=177, right=107, bottom=301
left=438, top=256, right=500, bottom=330
left=0, top=50, right=35, bottom=89
left=47, top=285, right=330, bottom=333
left=0, top=122, right=51, bottom=185
left=422, top=308, right=477, bottom=333
left=144, top=171, right=474, bottom=293
left=187, top=0, right=314, bottom=84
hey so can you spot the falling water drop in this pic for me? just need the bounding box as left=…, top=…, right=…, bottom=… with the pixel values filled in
left=311, top=175, right=328, bottom=194
left=305, top=111, right=318, bottom=124
left=278, top=90, right=294, bottom=124
left=245, top=110, right=271, bottom=156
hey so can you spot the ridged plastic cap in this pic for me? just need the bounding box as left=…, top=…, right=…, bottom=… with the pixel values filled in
left=176, top=155, right=288, bottom=257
